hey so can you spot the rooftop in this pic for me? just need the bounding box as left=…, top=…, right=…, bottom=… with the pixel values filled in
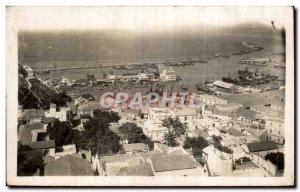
left=116, top=162, right=155, bottom=176
left=19, top=123, right=50, bottom=146
left=213, top=80, right=234, bottom=89
left=25, top=123, right=45, bottom=130
left=247, top=141, right=278, bottom=153
left=151, top=154, right=197, bottom=172
left=122, top=143, right=149, bottom=152
left=43, top=117, right=56, bottom=124
left=44, top=154, right=93, bottom=176
left=235, top=108, right=257, bottom=121
left=20, top=109, right=45, bottom=119
left=174, top=108, right=197, bottom=116
left=229, top=128, right=246, bottom=137
left=19, top=127, right=32, bottom=145
left=29, top=140, right=55, bottom=149
left=99, top=154, right=132, bottom=164
left=202, top=145, right=232, bottom=160
left=50, top=103, right=56, bottom=109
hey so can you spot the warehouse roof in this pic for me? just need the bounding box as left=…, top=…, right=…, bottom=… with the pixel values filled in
left=213, top=80, right=234, bottom=89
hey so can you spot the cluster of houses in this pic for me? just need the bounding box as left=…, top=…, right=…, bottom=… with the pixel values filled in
left=101, top=67, right=177, bottom=84
left=18, top=63, right=285, bottom=177
left=241, top=58, right=272, bottom=65
left=18, top=85, right=285, bottom=176
left=40, top=67, right=177, bottom=89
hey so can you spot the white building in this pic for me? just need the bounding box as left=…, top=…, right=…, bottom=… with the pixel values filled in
left=142, top=119, right=168, bottom=142
left=241, top=58, right=271, bottom=64
left=45, top=103, right=71, bottom=122
left=148, top=108, right=175, bottom=122
left=265, top=118, right=285, bottom=144
left=213, top=80, right=235, bottom=92
left=61, top=76, right=72, bottom=86
left=196, top=94, right=228, bottom=105
left=174, top=108, right=198, bottom=122
left=202, top=145, right=233, bottom=176
left=138, top=73, right=156, bottom=81
left=159, top=68, right=177, bottom=82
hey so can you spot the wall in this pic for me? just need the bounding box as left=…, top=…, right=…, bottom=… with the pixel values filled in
left=155, top=167, right=208, bottom=176
left=245, top=152, right=277, bottom=176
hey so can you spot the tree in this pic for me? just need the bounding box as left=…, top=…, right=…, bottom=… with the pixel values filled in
left=47, top=119, right=73, bottom=147
left=82, top=111, right=121, bottom=156
left=265, top=152, right=284, bottom=170
left=18, top=65, right=28, bottom=78
left=162, top=117, right=187, bottom=137
left=163, top=128, right=178, bottom=147
left=211, top=135, right=233, bottom=154
left=17, top=143, right=44, bottom=176
left=81, top=93, right=95, bottom=101
left=54, top=91, right=72, bottom=106
left=93, top=110, right=120, bottom=123
left=183, top=136, right=209, bottom=157
left=118, top=122, right=153, bottom=148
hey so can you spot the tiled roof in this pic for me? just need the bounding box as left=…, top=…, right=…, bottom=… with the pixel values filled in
left=151, top=154, right=197, bottom=172
left=247, top=141, right=278, bottom=152
left=99, top=154, right=132, bottom=163
left=122, top=143, right=149, bottom=152
left=44, top=154, right=93, bottom=176
left=116, top=163, right=155, bottom=176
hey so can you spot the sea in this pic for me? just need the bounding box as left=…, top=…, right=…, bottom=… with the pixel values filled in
left=19, top=25, right=286, bottom=87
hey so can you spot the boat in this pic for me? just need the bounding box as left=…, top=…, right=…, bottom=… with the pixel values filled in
left=274, top=64, right=285, bottom=68
left=214, top=53, right=221, bottom=58
left=222, top=77, right=248, bottom=85
left=181, top=85, right=188, bottom=91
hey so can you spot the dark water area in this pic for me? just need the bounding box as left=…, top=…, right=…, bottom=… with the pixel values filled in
left=19, top=23, right=285, bottom=85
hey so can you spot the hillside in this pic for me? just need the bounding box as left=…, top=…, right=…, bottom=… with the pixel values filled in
left=18, top=65, right=71, bottom=109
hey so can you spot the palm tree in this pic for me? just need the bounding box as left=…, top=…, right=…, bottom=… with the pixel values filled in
left=162, top=128, right=177, bottom=147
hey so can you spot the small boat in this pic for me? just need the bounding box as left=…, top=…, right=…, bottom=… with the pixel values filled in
left=181, top=85, right=188, bottom=91
left=214, top=53, right=221, bottom=58
left=274, top=64, right=285, bottom=68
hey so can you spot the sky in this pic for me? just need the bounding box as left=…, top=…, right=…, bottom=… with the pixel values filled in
left=8, top=6, right=291, bottom=32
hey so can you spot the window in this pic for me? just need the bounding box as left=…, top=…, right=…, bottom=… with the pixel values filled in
left=278, top=130, right=280, bottom=135
left=270, top=129, right=272, bottom=134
